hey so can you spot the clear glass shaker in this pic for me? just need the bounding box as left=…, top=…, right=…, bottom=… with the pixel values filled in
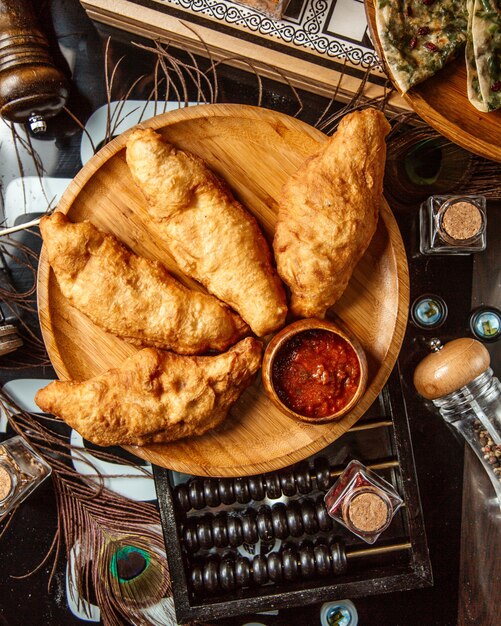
left=414, top=337, right=501, bottom=504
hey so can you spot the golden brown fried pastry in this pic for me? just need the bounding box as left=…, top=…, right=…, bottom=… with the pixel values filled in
left=125, top=128, right=287, bottom=337
left=40, top=212, right=249, bottom=355
left=274, top=108, right=391, bottom=319
left=35, top=337, right=262, bottom=446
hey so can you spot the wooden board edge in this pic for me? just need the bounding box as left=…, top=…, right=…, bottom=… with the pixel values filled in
left=82, top=0, right=410, bottom=111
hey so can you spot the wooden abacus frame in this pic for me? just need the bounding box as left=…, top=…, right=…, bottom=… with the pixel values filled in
left=154, top=365, right=432, bottom=623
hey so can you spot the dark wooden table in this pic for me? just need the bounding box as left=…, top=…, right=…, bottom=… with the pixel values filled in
left=459, top=202, right=501, bottom=626
left=0, top=1, right=500, bottom=624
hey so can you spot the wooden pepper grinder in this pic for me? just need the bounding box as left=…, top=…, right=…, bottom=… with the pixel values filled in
left=414, top=337, right=501, bottom=503
left=0, top=0, right=69, bottom=132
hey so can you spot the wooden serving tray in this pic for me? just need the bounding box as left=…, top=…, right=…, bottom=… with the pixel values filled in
left=37, top=103, right=409, bottom=477
left=81, top=0, right=401, bottom=107
left=365, top=0, right=501, bottom=163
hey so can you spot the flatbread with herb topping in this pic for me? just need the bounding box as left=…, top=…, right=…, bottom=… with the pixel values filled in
left=471, top=0, right=501, bottom=111
left=466, top=0, right=488, bottom=111
left=375, top=0, right=468, bottom=93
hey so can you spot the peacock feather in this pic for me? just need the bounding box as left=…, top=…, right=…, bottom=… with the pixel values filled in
left=0, top=390, right=177, bottom=626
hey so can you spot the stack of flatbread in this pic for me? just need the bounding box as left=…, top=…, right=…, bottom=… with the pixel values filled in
left=465, top=0, right=501, bottom=112
left=374, top=0, right=501, bottom=112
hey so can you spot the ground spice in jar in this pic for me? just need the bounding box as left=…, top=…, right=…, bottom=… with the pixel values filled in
left=441, top=201, right=482, bottom=241
left=0, top=464, right=13, bottom=501
left=344, top=489, right=390, bottom=533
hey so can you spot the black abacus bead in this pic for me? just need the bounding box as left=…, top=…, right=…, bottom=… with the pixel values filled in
left=219, top=556, right=236, bottom=592
left=235, top=556, right=251, bottom=588
left=267, top=552, right=283, bottom=582
left=227, top=515, right=243, bottom=547
left=330, top=541, right=347, bottom=575
left=234, top=477, right=251, bottom=504
left=313, top=543, right=331, bottom=577
left=256, top=505, right=274, bottom=542
left=271, top=502, right=289, bottom=539
left=299, top=543, right=316, bottom=579
left=174, top=483, right=191, bottom=512
left=196, top=514, right=214, bottom=549
left=294, top=461, right=312, bottom=494
left=188, top=479, right=206, bottom=510
left=264, top=473, right=282, bottom=499
left=248, top=475, right=265, bottom=501
left=286, top=500, right=304, bottom=537
left=279, top=469, right=297, bottom=497
left=186, top=497, right=339, bottom=554
left=212, top=513, right=229, bottom=548
left=252, top=554, right=269, bottom=585
left=191, top=563, right=204, bottom=594
left=241, top=509, right=258, bottom=544
left=282, top=547, right=300, bottom=581
left=316, top=494, right=333, bottom=531
left=192, top=540, right=348, bottom=594
left=218, top=478, right=235, bottom=505
left=314, top=457, right=332, bottom=491
left=300, top=498, right=319, bottom=535
left=183, top=522, right=199, bottom=552
left=203, top=478, right=220, bottom=508
left=203, top=559, right=220, bottom=593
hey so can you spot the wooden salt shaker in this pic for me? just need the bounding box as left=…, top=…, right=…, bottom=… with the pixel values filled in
left=0, top=0, right=69, bottom=131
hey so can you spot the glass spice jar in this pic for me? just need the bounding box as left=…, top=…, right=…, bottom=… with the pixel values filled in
left=324, top=460, right=403, bottom=544
left=419, top=194, right=486, bottom=255
left=0, top=435, right=52, bottom=519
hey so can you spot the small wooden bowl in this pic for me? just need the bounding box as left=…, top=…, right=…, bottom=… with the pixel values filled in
left=262, top=318, right=368, bottom=424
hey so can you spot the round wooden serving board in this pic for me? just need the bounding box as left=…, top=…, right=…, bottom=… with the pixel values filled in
left=38, top=103, right=409, bottom=477
left=365, top=0, right=501, bottom=163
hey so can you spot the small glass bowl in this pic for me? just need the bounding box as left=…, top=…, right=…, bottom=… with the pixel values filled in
left=324, top=460, right=403, bottom=544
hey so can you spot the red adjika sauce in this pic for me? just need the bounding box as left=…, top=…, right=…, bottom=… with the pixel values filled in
left=271, top=329, right=360, bottom=418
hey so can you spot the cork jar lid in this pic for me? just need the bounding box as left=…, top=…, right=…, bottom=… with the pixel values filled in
left=414, top=338, right=490, bottom=400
